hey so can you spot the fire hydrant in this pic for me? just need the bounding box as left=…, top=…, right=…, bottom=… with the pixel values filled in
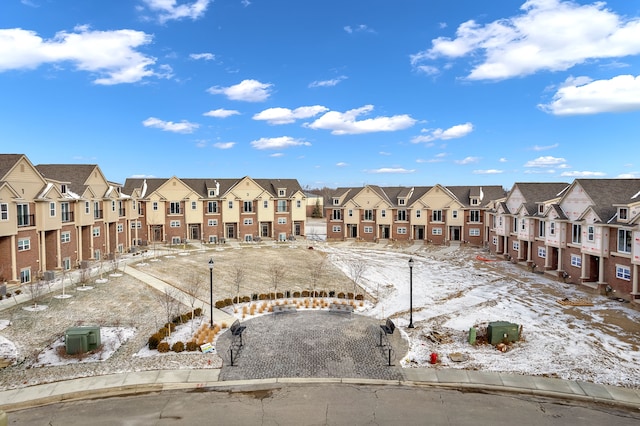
left=430, top=352, right=438, bottom=364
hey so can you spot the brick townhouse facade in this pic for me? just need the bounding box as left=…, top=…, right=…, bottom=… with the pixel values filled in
left=487, top=179, right=640, bottom=301
left=325, top=184, right=506, bottom=245
left=2, top=153, right=640, bottom=303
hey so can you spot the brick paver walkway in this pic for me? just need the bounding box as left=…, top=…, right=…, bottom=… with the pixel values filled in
left=216, top=311, right=407, bottom=381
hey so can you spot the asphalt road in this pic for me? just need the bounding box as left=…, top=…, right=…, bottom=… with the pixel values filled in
left=8, top=383, right=640, bottom=426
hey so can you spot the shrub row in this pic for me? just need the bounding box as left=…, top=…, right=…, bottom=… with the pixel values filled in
left=214, top=291, right=365, bottom=308
left=148, top=307, right=203, bottom=350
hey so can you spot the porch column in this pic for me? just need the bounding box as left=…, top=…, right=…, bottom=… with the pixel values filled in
left=104, top=222, right=110, bottom=254
left=10, top=235, right=17, bottom=282
left=544, top=244, right=551, bottom=269
left=598, top=256, right=605, bottom=284
left=40, top=230, right=46, bottom=274
left=556, top=247, right=563, bottom=272
left=527, top=241, right=532, bottom=262
left=76, top=226, right=83, bottom=263
left=631, top=264, right=638, bottom=297
left=580, top=253, right=588, bottom=279
left=56, top=229, right=61, bottom=269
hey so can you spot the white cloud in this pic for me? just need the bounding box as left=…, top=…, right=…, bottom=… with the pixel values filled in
left=250, top=136, right=311, bottom=150
left=270, top=153, right=284, bottom=158
left=524, top=156, right=567, bottom=167
left=203, top=108, right=240, bottom=118
left=366, top=167, right=415, bottom=174
left=414, top=65, right=440, bottom=76
left=617, top=172, right=640, bottom=178
left=213, top=142, right=235, bottom=149
left=336, top=162, right=349, bottom=167
left=379, top=151, right=391, bottom=156
left=560, top=170, right=606, bottom=177
left=344, top=25, right=375, bottom=34
left=142, top=117, right=199, bottom=133
left=499, top=157, right=508, bottom=162
left=308, top=76, right=347, bottom=88
left=207, top=79, right=273, bottom=102
left=0, top=26, right=156, bottom=85
left=531, top=143, right=559, bottom=151
left=140, top=0, right=211, bottom=23
left=411, top=122, right=473, bottom=143
left=539, top=74, right=640, bottom=115
left=473, top=169, right=503, bottom=174
left=253, top=105, right=329, bottom=125
left=412, top=0, right=640, bottom=80
left=455, top=156, right=480, bottom=165
left=305, top=105, right=416, bottom=135
left=190, top=52, right=215, bottom=61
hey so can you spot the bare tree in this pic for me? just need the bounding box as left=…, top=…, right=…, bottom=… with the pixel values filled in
left=154, top=287, right=182, bottom=337
left=182, top=272, right=204, bottom=324
left=231, top=264, right=245, bottom=304
left=347, top=259, right=366, bottom=299
left=26, top=279, right=46, bottom=307
left=308, top=257, right=327, bottom=296
left=268, top=262, right=286, bottom=299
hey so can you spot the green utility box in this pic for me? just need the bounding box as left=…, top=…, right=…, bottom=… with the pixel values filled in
left=487, top=321, right=519, bottom=345
left=65, top=326, right=101, bottom=355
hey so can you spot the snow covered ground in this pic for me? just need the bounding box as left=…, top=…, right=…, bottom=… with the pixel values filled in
left=323, top=244, right=640, bottom=388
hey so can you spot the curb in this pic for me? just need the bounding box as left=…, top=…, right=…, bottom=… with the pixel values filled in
left=2, top=377, right=639, bottom=413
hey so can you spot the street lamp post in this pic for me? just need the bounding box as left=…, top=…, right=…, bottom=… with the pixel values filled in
left=408, top=257, right=414, bottom=328
left=208, top=257, right=215, bottom=328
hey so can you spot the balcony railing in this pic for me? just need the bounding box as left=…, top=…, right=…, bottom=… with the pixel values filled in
left=167, top=208, right=183, bottom=215
left=119, top=208, right=126, bottom=217
left=17, top=214, right=35, bottom=227
left=94, top=209, right=103, bottom=219
left=61, top=211, right=74, bottom=223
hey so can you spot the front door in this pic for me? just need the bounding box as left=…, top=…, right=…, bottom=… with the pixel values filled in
left=226, top=224, right=235, bottom=239
left=189, top=224, right=200, bottom=240
left=451, top=227, right=461, bottom=241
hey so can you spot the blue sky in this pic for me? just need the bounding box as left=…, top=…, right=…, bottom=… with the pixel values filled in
left=1, top=0, right=640, bottom=190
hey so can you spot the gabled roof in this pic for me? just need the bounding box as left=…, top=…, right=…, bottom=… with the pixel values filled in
left=446, top=185, right=506, bottom=208
left=571, top=179, right=640, bottom=224
left=0, top=154, right=26, bottom=180
left=36, top=164, right=107, bottom=198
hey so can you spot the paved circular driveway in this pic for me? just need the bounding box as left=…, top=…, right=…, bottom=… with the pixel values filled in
left=216, top=311, right=408, bottom=381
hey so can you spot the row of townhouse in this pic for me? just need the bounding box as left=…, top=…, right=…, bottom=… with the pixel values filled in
left=0, top=154, right=306, bottom=285
left=487, top=179, right=640, bottom=302
left=324, top=184, right=507, bottom=245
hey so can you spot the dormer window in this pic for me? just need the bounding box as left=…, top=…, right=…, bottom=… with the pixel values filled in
left=61, top=184, right=67, bottom=194
left=333, top=198, right=339, bottom=205
left=538, top=204, right=544, bottom=214
left=278, top=188, right=286, bottom=197
left=398, top=199, right=405, bottom=206
left=619, top=207, right=628, bottom=220
left=471, top=198, right=479, bottom=205
left=208, top=189, right=215, bottom=197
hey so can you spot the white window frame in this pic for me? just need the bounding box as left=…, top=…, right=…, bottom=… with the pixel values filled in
left=20, top=268, right=31, bottom=284
left=171, top=236, right=181, bottom=245
left=152, top=201, right=158, bottom=211
left=263, top=200, right=268, bottom=209
left=416, top=209, right=421, bottom=218
left=617, top=229, right=632, bottom=254
left=0, top=203, right=7, bottom=221
left=432, top=210, right=443, bottom=222
left=208, top=219, right=217, bottom=226
left=191, top=201, right=197, bottom=210
left=85, top=201, right=90, bottom=214
left=397, top=227, right=407, bottom=235
left=469, top=210, right=480, bottom=223
left=278, top=217, right=287, bottom=225
left=61, top=231, right=71, bottom=243
left=513, top=241, right=519, bottom=251
left=549, top=222, right=555, bottom=236
left=18, top=238, right=30, bottom=251
left=570, top=254, right=581, bottom=267
left=243, top=201, right=253, bottom=213
left=587, top=225, right=595, bottom=242
left=296, top=200, right=301, bottom=208
left=117, top=223, right=123, bottom=233
left=332, top=225, right=341, bottom=233
left=170, top=220, right=181, bottom=228
left=244, top=218, right=253, bottom=225
left=469, top=228, right=480, bottom=237
left=364, top=226, right=373, bottom=233
left=49, top=202, right=56, bottom=217
left=616, top=265, right=631, bottom=281
left=538, top=247, right=546, bottom=258
left=93, top=227, right=100, bottom=237
left=381, top=210, right=386, bottom=218
left=432, top=227, right=442, bottom=235
left=452, top=210, right=458, bottom=219
left=228, top=201, right=233, bottom=209
left=572, top=224, right=581, bottom=244
left=332, top=209, right=342, bottom=220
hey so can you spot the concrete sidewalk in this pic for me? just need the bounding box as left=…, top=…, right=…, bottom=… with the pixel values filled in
left=1, top=368, right=639, bottom=412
